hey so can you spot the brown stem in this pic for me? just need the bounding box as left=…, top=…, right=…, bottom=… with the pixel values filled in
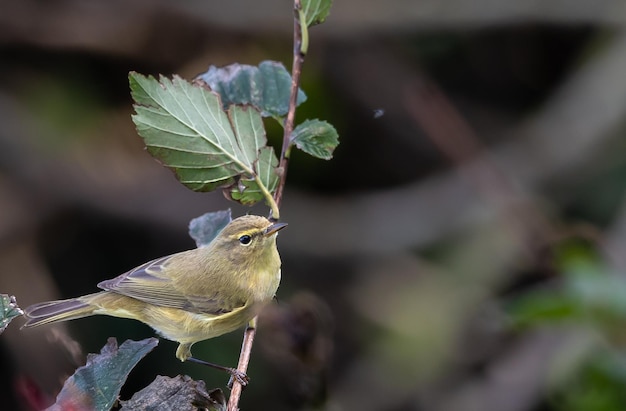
left=226, top=322, right=256, bottom=411
left=404, top=74, right=554, bottom=257
left=226, top=1, right=304, bottom=409
left=272, top=0, right=304, bottom=216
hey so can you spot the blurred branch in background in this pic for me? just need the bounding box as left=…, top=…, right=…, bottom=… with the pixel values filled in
left=404, top=69, right=552, bottom=256
left=434, top=328, right=598, bottom=411
left=284, top=29, right=626, bottom=255
left=605, top=198, right=626, bottom=272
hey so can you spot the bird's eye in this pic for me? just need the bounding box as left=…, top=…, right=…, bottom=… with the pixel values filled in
left=239, top=235, right=252, bottom=246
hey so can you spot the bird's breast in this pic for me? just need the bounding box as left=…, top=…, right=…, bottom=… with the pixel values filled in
left=248, top=267, right=281, bottom=303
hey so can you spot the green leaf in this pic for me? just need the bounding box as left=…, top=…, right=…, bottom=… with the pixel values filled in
left=302, top=0, right=333, bottom=26
left=508, top=292, right=581, bottom=328
left=291, top=119, right=339, bottom=160
left=189, top=209, right=232, bottom=248
left=49, top=338, right=158, bottom=411
left=130, top=73, right=279, bottom=204
left=229, top=146, right=280, bottom=204
left=0, top=294, right=23, bottom=334
left=195, top=61, right=307, bottom=118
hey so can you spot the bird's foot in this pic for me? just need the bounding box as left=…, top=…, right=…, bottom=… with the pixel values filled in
left=227, top=369, right=249, bottom=389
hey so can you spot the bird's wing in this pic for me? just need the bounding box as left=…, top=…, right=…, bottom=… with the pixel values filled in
left=97, top=253, right=242, bottom=315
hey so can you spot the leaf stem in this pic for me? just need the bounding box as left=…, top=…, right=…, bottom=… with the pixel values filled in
left=299, top=7, right=309, bottom=55
left=227, top=1, right=305, bottom=409
left=256, top=175, right=281, bottom=220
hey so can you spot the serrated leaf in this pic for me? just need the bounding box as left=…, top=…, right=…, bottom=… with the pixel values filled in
left=291, top=119, right=339, bottom=160
left=227, top=104, right=267, bottom=165
left=130, top=73, right=279, bottom=203
left=189, top=209, right=232, bottom=248
left=230, top=147, right=280, bottom=205
left=48, top=338, right=158, bottom=411
left=0, top=294, right=23, bottom=334
left=302, top=0, right=333, bottom=26
left=195, top=61, right=307, bottom=118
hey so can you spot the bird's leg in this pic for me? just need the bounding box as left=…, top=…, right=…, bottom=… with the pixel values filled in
left=187, top=357, right=249, bottom=387
left=178, top=343, right=249, bottom=388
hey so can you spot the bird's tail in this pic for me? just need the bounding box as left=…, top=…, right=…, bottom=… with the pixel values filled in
left=22, top=293, right=100, bottom=327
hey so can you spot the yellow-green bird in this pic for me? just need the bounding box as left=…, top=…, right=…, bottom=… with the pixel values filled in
left=22, top=214, right=287, bottom=383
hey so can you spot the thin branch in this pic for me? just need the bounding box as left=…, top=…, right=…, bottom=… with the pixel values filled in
left=272, top=0, right=305, bottom=216
left=226, top=319, right=257, bottom=411
left=403, top=75, right=554, bottom=255
left=226, top=1, right=305, bottom=409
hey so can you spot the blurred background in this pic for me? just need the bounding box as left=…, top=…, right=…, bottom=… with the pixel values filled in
left=2, top=0, right=626, bottom=410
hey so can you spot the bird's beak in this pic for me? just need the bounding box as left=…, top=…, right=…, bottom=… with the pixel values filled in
left=264, top=222, right=288, bottom=236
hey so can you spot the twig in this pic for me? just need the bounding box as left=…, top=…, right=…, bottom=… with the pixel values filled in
left=226, top=1, right=305, bottom=409
left=271, top=0, right=305, bottom=218
left=404, top=75, right=553, bottom=257
left=226, top=319, right=256, bottom=411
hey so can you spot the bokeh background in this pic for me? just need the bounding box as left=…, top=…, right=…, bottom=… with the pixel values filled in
left=2, top=1, right=626, bottom=410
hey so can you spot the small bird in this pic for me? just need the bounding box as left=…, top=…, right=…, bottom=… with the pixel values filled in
left=22, top=215, right=287, bottom=384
